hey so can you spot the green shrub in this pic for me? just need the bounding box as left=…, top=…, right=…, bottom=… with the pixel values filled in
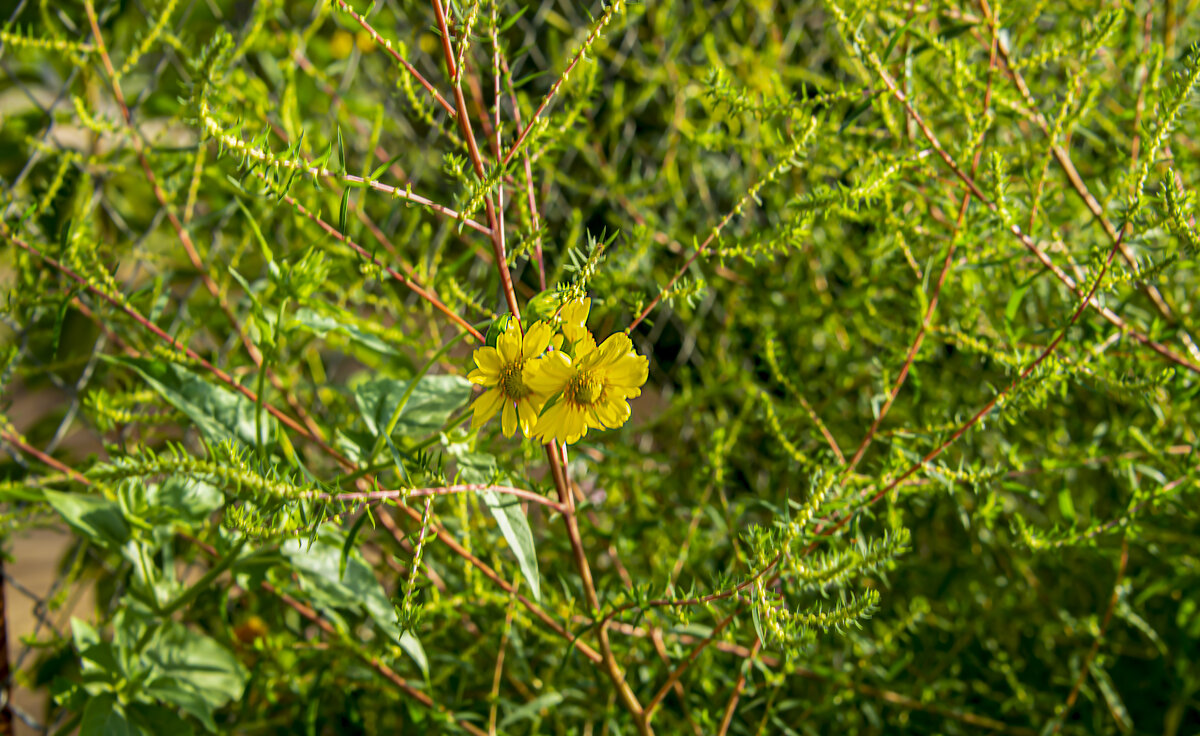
left=1, top=0, right=1199, bottom=733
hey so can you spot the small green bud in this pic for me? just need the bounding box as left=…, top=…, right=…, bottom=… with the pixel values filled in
left=485, top=314, right=513, bottom=347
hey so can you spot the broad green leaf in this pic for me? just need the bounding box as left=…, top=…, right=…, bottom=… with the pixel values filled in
left=457, top=452, right=542, bottom=600
left=80, top=694, right=130, bottom=736
left=71, top=618, right=122, bottom=687
left=148, top=477, right=223, bottom=524
left=126, top=703, right=196, bottom=736
left=482, top=489, right=542, bottom=602
left=142, top=622, right=248, bottom=731
left=0, top=484, right=46, bottom=502
left=142, top=680, right=220, bottom=733
left=45, top=490, right=130, bottom=549
left=283, top=534, right=428, bottom=677
left=354, top=374, right=472, bottom=439
left=111, top=357, right=275, bottom=448
left=290, top=307, right=398, bottom=356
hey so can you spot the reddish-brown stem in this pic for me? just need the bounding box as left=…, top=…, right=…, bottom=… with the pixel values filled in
left=498, top=51, right=547, bottom=289
left=607, top=619, right=1036, bottom=735
left=0, top=426, right=89, bottom=484
left=4, top=230, right=350, bottom=463
left=855, top=25, right=1200, bottom=381
left=278, top=193, right=484, bottom=342
left=1, top=427, right=473, bottom=731
left=545, top=446, right=649, bottom=733
left=501, top=1, right=622, bottom=168
left=644, top=610, right=738, bottom=721
left=431, top=0, right=521, bottom=325
left=981, top=1, right=1200, bottom=361
left=1049, top=537, right=1129, bottom=735
left=262, top=582, right=490, bottom=735
left=817, top=212, right=1139, bottom=543
left=324, top=483, right=567, bottom=513
left=8, top=235, right=598, bottom=672
left=716, top=638, right=760, bottom=736
left=332, top=0, right=458, bottom=118
left=385, top=496, right=604, bottom=663
left=82, top=0, right=324, bottom=442
left=845, top=17, right=999, bottom=473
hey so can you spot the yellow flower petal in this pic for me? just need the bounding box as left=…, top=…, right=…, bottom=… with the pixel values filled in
left=561, top=298, right=590, bottom=343
left=575, top=332, right=598, bottom=359
left=497, top=324, right=522, bottom=363
left=536, top=401, right=589, bottom=444
left=502, top=400, right=518, bottom=437
left=605, top=353, right=648, bottom=389
left=561, top=297, right=590, bottom=326
left=527, top=352, right=573, bottom=394
left=471, top=387, right=504, bottom=429
left=522, top=321, right=553, bottom=361
left=593, top=395, right=631, bottom=428
left=473, top=346, right=503, bottom=376
left=517, top=397, right=539, bottom=436
left=596, top=332, right=634, bottom=365
left=467, top=368, right=496, bottom=386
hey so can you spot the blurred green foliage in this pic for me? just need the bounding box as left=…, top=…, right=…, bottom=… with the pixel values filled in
left=1, top=0, right=1200, bottom=734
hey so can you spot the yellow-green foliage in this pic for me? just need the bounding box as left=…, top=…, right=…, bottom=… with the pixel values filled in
left=1, top=0, right=1200, bottom=734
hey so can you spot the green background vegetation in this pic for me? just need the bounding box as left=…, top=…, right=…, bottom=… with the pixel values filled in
left=1, top=0, right=1199, bottom=733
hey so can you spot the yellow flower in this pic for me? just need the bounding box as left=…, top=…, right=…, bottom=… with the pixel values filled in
left=559, top=297, right=591, bottom=344
left=468, top=321, right=553, bottom=437
left=529, top=332, right=648, bottom=444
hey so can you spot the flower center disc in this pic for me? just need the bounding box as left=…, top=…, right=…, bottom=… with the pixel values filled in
left=500, top=362, right=530, bottom=399
left=569, top=371, right=603, bottom=405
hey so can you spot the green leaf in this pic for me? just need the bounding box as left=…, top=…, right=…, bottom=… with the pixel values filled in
left=881, top=17, right=917, bottom=63
left=498, top=692, right=563, bottom=729
left=0, top=484, right=46, bottom=503
left=71, top=617, right=121, bottom=683
left=1004, top=282, right=1030, bottom=326
left=751, top=604, right=766, bottom=647
left=52, top=287, right=82, bottom=358
left=110, top=357, right=275, bottom=449
left=80, top=694, right=131, bottom=736
left=482, top=489, right=542, bottom=601
left=340, top=509, right=371, bottom=579
left=236, top=198, right=273, bottom=264
left=1089, top=660, right=1134, bottom=733
left=45, top=490, right=130, bottom=549
left=369, top=152, right=405, bottom=181
left=290, top=307, right=397, bottom=355
left=337, top=126, right=346, bottom=173
left=840, top=96, right=874, bottom=133
left=499, top=5, right=529, bottom=32
left=148, top=477, right=223, bottom=524
left=283, top=533, right=429, bottom=678
left=354, top=374, right=472, bottom=440
left=1057, top=488, right=1076, bottom=522
left=142, top=621, right=248, bottom=732
left=126, top=703, right=195, bottom=736
left=338, top=187, right=350, bottom=236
